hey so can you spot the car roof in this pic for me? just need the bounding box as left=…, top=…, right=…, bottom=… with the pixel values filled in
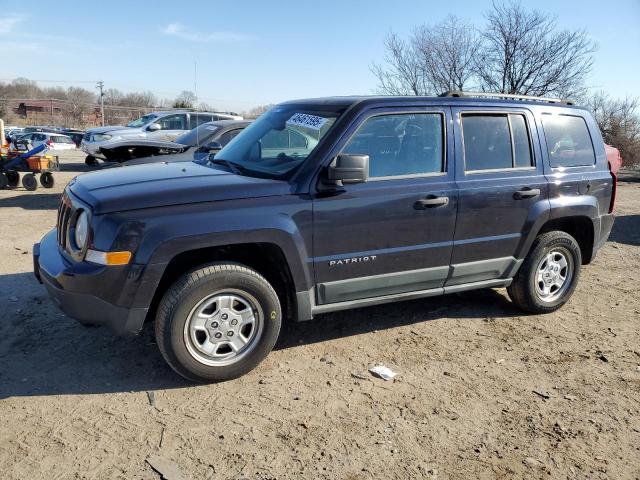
left=280, top=94, right=585, bottom=111
left=149, top=110, right=241, bottom=116
left=204, top=120, right=251, bottom=128
left=44, top=132, right=71, bottom=137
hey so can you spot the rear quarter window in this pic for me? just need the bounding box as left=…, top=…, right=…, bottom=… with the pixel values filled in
left=542, top=114, right=595, bottom=168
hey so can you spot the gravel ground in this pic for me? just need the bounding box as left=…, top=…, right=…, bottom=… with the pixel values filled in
left=0, top=150, right=639, bottom=479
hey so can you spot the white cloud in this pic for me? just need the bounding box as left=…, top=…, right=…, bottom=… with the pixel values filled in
left=0, top=41, right=39, bottom=53
left=0, top=14, right=25, bottom=34
left=162, top=23, right=251, bottom=43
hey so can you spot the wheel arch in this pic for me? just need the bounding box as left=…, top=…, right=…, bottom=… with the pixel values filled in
left=144, top=242, right=299, bottom=326
left=535, top=215, right=596, bottom=264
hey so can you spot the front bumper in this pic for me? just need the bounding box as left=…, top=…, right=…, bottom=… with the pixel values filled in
left=34, top=229, right=147, bottom=336
left=80, top=141, right=103, bottom=157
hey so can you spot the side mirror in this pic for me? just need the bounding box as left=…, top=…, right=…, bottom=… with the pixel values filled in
left=147, top=123, right=161, bottom=132
left=327, top=154, right=369, bottom=184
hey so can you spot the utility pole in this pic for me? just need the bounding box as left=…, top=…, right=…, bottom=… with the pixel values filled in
left=97, top=80, right=105, bottom=126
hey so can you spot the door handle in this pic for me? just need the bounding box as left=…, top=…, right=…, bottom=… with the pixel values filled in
left=514, top=188, right=540, bottom=200
left=414, top=195, right=449, bottom=209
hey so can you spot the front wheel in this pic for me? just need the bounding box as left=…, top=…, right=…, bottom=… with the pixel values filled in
left=507, top=231, right=582, bottom=313
left=155, top=263, right=282, bottom=382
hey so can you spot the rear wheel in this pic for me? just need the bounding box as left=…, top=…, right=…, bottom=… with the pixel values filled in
left=155, top=263, right=282, bottom=382
left=85, top=155, right=98, bottom=166
left=0, top=173, right=7, bottom=190
left=21, top=173, right=37, bottom=191
left=507, top=231, right=581, bottom=313
left=40, top=172, right=54, bottom=188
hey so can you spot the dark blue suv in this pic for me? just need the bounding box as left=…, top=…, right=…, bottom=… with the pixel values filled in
left=33, top=92, right=616, bottom=382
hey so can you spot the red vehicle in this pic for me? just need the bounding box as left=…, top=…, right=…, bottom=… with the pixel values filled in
left=605, top=144, right=623, bottom=174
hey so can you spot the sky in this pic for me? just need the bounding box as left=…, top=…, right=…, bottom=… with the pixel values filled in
left=0, top=0, right=638, bottom=111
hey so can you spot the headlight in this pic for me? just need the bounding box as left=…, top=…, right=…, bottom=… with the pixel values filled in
left=92, top=134, right=112, bottom=142
left=74, top=211, right=89, bottom=250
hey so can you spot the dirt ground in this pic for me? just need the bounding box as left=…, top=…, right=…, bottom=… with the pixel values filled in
left=0, top=150, right=639, bottom=480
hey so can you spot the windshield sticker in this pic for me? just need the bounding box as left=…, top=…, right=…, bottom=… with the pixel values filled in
left=286, top=113, right=328, bottom=131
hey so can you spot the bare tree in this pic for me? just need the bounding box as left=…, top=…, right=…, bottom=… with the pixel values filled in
left=476, top=2, right=596, bottom=98
left=62, top=87, right=97, bottom=124
left=372, top=16, right=482, bottom=95
left=586, top=92, right=640, bottom=166
left=7, top=77, right=40, bottom=98
left=371, top=32, right=426, bottom=95
left=243, top=104, right=275, bottom=119
left=414, top=16, right=480, bottom=93
left=173, top=90, right=197, bottom=109
left=196, top=102, right=219, bottom=112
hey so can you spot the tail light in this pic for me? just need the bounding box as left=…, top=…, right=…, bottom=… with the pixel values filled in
left=47, top=139, right=53, bottom=146
left=608, top=161, right=617, bottom=214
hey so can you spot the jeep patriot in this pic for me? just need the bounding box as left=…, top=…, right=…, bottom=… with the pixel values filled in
left=34, top=92, right=616, bottom=382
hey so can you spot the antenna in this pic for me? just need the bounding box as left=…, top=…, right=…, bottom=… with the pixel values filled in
left=194, top=61, right=199, bottom=150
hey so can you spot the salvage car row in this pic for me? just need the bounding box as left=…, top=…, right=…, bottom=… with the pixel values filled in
left=5, top=109, right=247, bottom=167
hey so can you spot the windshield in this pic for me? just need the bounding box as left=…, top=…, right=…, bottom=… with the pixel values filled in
left=126, top=113, right=158, bottom=128
left=175, top=123, right=219, bottom=147
left=211, top=105, right=344, bottom=178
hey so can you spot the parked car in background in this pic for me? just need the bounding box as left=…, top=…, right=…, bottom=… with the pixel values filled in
left=4, top=127, right=24, bottom=143
left=97, top=120, right=250, bottom=165
left=61, top=128, right=85, bottom=148
left=605, top=144, right=623, bottom=174
left=12, top=132, right=77, bottom=151
left=22, top=126, right=60, bottom=134
left=81, top=110, right=244, bottom=164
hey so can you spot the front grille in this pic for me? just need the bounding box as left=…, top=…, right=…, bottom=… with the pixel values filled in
left=56, top=191, right=74, bottom=251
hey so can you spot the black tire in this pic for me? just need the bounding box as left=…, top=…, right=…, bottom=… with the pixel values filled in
left=155, top=263, right=282, bottom=382
left=6, top=170, right=19, bottom=187
left=21, top=173, right=37, bottom=191
left=85, top=155, right=98, bottom=166
left=0, top=173, right=7, bottom=190
left=40, top=172, right=55, bottom=188
left=507, top=231, right=582, bottom=313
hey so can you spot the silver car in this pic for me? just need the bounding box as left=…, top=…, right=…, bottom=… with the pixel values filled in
left=81, top=110, right=243, bottom=162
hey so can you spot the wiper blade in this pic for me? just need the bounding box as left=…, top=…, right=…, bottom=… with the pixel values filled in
left=211, top=158, right=244, bottom=175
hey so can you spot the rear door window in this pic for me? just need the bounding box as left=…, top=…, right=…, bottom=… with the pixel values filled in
left=462, top=113, right=533, bottom=171
left=158, top=114, right=187, bottom=130
left=218, top=129, right=243, bottom=146
left=541, top=114, right=595, bottom=168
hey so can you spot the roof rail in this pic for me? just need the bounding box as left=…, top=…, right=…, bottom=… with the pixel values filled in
left=439, top=91, right=574, bottom=106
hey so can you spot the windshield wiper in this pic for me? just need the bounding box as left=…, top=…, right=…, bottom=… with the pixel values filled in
left=211, top=158, right=245, bottom=175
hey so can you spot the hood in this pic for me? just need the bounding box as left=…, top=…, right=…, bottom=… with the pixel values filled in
left=100, top=139, right=186, bottom=152
left=68, top=161, right=291, bottom=214
left=120, top=149, right=195, bottom=166
left=85, top=125, right=127, bottom=134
